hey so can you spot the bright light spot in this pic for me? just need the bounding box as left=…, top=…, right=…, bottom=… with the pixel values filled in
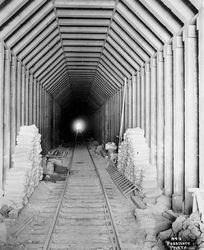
left=73, top=119, right=86, bottom=133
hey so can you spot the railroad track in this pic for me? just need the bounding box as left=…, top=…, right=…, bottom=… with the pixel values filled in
left=40, top=142, right=120, bottom=250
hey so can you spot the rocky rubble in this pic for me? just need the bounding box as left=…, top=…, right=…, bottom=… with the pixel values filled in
left=156, top=211, right=204, bottom=249
left=0, top=125, right=43, bottom=210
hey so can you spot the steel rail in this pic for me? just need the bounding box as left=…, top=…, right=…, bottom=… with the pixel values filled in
left=42, top=138, right=121, bottom=250
left=86, top=142, right=122, bottom=250
left=42, top=146, right=75, bottom=250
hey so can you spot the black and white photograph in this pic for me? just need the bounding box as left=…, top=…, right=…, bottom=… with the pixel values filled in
left=0, top=0, right=203, bottom=249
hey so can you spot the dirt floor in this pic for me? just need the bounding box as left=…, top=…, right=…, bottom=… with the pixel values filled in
left=0, top=149, right=172, bottom=250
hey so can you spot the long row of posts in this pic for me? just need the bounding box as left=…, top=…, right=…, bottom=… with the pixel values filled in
left=0, top=42, right=62, bottom=192
left=93, top=18, right=204, bottom=214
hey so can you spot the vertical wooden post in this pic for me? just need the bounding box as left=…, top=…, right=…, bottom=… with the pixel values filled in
left=21, top=65, right=25, bottom=126
left=164, top=44, right=173, bottom=196
left=25, top=69, right=29, bottom=125
left=16, top=61, right=21, bottom=134
left=172, top=35, right=185, bottom=212
left=3, top=49, right=11, bottom=178
left=10, top=55, right=17, bottom=163
left=157, top=51, right=164, bottom=189
left=28, top=74, right=33, bottom=125
left=145, top=62, right=150, bottom=146
left=198, top=8, right=204, bottom=189
left=184, top=25, right=198, bottom=214
left=141, top=67, right=145, bottom=130
left=0, top=41, right=5, bottom=191
left=33, top=78, right=37, bottom=125
left=132, top=74, right=137, bottom=128
left=136, top=71, right=141, bottom=127
left=128, top=78, right=132, bottom=128
left=150, top=57, right=157, bottom=167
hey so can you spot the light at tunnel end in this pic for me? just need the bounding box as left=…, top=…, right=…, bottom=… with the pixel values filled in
left=72, top=119, right=86, bottom=133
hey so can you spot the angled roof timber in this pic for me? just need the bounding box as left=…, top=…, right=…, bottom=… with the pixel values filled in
left=47, top=72, right=68, bottom=92
left=21, top=29, right=59, bottom=64
left=3, top=1, right=54, bottom=44
left=189, top=0, right=203, bottom=10
left=0, top=0, right=30, bottom=26
left=40, top=59, right=65, bottom=84
left=117, top=3, right=163, bottom=50
left=54, top=83, right=71, bottom=99
left=97, top=64, right=121, bottom=89
left=96, top=68, right=118, bottom=92
left=13, top=17, right=57, bottom=55
left=108, top=29, right=144, bottom=66
left=111, top=21, right=149, bottom=62
left=31, top=46, right=63, bottom=75
left=48, top=80, right=69, bottom=97
left=100, top=55, right=125, bottom=80
left=42, top=64, right=66, bottom=87
left=91, top=79, right=111, bottom=98
left=138, top=0, right=183, bottom=34
left=98, top=60, right=123, bottom=84
left=38, top=54, right=65, bottom=81
left=102, top=49, right=131, bottom=78
left=122, top=0, right=172, bottom=41
left=104, top=43, right=135, bottom=75
left=44, top=68, right=67, bottom=89
left=94, top=73, right=115, bottom=95
left=114, top=13, right=155, bottom=56
left=25, top=36, right=61, bottom=69
left=49, top=72, right=68, bottom=91
left=50, top=79, right=70, bottom=96
left=160, top=0, right=198, bottom=23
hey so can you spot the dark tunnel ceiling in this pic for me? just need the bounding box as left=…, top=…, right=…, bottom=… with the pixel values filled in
left=0, top=0, right=199, bottom=112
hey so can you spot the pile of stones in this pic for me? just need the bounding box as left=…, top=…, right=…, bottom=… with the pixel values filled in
left=0, top=125, right=43, bottom=209
left=156, top=211, right=204, bottom=250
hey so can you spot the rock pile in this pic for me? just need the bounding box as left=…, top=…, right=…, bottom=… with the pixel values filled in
left=0, top=125, right=43, bottom=209
left=157, top=211, right=204, bottom=250
left=118, top=127, right=161, bottom=197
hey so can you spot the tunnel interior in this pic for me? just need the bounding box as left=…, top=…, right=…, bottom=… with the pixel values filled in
left=0, top=0, right=204, bottom=214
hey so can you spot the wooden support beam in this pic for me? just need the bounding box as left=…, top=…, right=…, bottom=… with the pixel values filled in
left=184, top=25, right=198, bottom=214
left=122, top=0, right=171, bottom=43
left=21, top=65, right=26, bottom=125
left=16, top=61, right=21, bottom=134
left=3, top=49, right=11, bottom=178
left=150, top=57, right=157, bottom=167
left=156, top=51, right=164, bottom=190
left=117, top=2, right=163, bottom=50
left=164, top=44, right=173, bottom=197
left=144, top=62, right=150, bottom=146
left=172, top=35, right=184, bottom=212
left=10, top=55, right=17, bottom=164
left=0, top=41, right=4, bottom=191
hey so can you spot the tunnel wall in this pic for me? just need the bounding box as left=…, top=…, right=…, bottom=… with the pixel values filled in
left=92, top=17, right=204, bottom=214
left=0, top=42, right=62, bottom=190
